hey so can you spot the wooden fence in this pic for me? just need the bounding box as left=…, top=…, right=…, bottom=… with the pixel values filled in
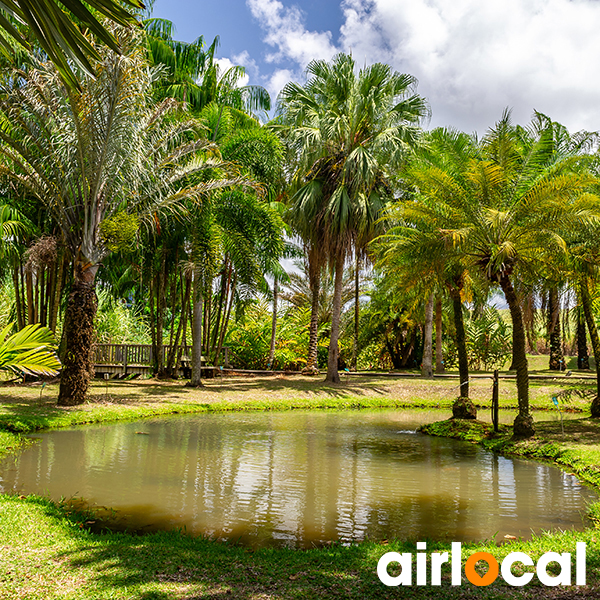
left=92, top=343, right=229, bottom=377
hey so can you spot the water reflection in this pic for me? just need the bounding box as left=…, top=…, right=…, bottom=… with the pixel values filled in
left=0, top=409, right=595, bottom=548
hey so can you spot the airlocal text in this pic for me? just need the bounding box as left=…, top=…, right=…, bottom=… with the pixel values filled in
left=377, top=542, right=586, bottom=587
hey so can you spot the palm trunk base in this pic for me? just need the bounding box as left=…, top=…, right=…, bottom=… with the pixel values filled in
left=452, top=397, right=477, bottom=419
left=57, top=282, right=97, bottom=407
left=513, top=413, right=535, bottom=438
left=591, top=396, right=600, bottom=418
left=301, top=365, right=320, bottom=376
left=186, top=380, right=204, bottom=388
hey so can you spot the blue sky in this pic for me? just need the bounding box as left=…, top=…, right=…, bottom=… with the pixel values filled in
left=151, top=0, right=600, bottom=136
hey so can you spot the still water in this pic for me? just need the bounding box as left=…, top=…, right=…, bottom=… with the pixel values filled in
left=0, top=409, right=596, bottom=548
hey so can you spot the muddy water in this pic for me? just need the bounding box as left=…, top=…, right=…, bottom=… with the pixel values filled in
left=0, top=409, right=596, bottom=548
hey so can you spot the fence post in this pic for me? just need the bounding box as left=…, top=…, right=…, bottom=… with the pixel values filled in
left=492, top=369, right=499, bottom=432
left=123, top=344, right=128, bottom=377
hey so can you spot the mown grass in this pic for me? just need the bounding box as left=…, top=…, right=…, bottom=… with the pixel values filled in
left=0, top=373, right=598, bottom=598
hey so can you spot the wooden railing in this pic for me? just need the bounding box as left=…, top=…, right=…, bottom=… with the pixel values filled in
left=92, top=344, right=229, bottom=368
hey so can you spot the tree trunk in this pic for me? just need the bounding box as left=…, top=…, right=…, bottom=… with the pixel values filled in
left=12, top=262, right=23, bottom=330
left=326, top=252, right=345, bottom=383
left=435, top=296, right=444, bottom=373
left=155, top=249, right=167, bottom=377
left=579, top=279, right=600, bottom=417
left=305, top=249, right=321, bottom=374
left=547, top=287, right=563, bottom=370
left=214, top=275, right=236, bottom=366
left=577, top=305, right=589, bottom=370
left=352, top=253, right=360, bottom=370
left=188, top=274, right=204, bottom=387
left=267, top=278, right=278, bottom=369
left=422, top=293, right=434, bottom=378
left=57, top=259, right=98, bottom=406
left=449, top=286, right=476, bottom=419
left=499, top=272, right=534, bottom=437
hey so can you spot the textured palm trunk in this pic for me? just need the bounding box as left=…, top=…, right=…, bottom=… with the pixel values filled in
left=57, top=258, right=98, bottom=406
left=326, top=253, right=345, bottom=383
left=267, top=278, right=278, bottom=369
left=352, top=254, right=360, bottom=370
left=435, top=297, right=444, bottom=373
left=214, top=275, right=236, bottom=367
left=577, top=305, right=589, bottom=370
left=421, top=293, right=434, bottom=378
left=499, top=272, right=534, bottom=437
left=305, top=256, right=321, bottom=374
left=579, top=280, right=600, bottom=416
left=189, top=275, right=204, bottom=387
left=449, top=287, right=475, bottom=419
left=547, top=287, right=563, bottom=370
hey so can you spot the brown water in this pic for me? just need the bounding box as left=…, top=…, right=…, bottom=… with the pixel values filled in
left=0, top=409, right=595, bottom=548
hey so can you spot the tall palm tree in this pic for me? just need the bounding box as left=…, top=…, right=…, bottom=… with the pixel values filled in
left=279, top=53, right=427, bottom=383
left=0, top=26, right=244, bottom=404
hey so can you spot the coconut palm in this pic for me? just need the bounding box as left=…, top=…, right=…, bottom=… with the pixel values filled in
left=0, top=26, right=245, bottom=404
left=279, top=53, right=427, bottom=383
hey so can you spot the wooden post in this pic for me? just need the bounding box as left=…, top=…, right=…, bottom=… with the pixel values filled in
left=123, top=344, right=128, bottom=377
left=492, top=369, right=499, bottom=432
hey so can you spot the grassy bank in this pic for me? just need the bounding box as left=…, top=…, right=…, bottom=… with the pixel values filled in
left=0, top=375, right=598, bottom=598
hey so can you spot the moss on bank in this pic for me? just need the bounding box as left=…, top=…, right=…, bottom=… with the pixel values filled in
left=420, top=417, right=600, bottom=491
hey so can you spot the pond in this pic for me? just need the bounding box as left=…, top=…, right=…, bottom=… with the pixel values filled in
left=0, top=409, right=596, bottom=548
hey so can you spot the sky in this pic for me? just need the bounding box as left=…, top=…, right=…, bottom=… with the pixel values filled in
left=150, top=0, right=600, bottom=137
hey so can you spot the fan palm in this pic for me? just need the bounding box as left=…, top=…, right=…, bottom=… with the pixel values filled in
left=279, top=53, right=427, bottom=383
left=0, top=26, right=245, bottom=404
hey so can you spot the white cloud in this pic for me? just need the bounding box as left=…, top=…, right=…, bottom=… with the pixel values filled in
left=247, top=0, right=600, bottom=135
left=247, top=0, right=338, bottom=67
left=214, top=57, right=251, bottom=87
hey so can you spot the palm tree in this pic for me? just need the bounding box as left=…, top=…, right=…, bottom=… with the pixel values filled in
left=449, top=112, right=599, bottom=437
left=1, top=0, right=143, bottom=88
left=376, top=127, right=479, bottom=417
left=0, top=27, right=244, bottom=404
left=279, top=53, right=427, bottom=383
left=0, top=323, right=60, bottom=377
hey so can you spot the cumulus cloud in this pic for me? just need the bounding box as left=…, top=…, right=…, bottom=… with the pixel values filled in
left=246, top=0, right=600, bottom=134
left=247, top=0, right=338, bottom=67
left=214, top=57, right=251, bottom=87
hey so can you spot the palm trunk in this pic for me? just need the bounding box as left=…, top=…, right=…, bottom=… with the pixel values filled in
left=422, top=293, right=434, bottom=378
left=57, top=258, right=98, bottom=406
left=305, top=253, right=321, bottom=374
left=352, top=253, right=360, bottom=370
left=499, top=272, right=534, bottom=437
left=326, top=252, right=345, bottom=383
left=547, top=287, right=563, bottom=370
left=189, top=274, right=204, bottom=387
left=267, top=278, right=278, bottom=369
left=214, top=275, right=236, bottom=366
left=577, top=305, right=589, bottom=370
left=579, top=279, right=600, bottom=416
left=435, top=296, right=444, bottom=373
left=449, top=287, right=475, bottom=419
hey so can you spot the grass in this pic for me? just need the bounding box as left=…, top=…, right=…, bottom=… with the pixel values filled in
left=0, top=372, right=599, bottom=598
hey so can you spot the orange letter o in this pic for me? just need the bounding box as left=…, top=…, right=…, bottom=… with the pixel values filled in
left=465, top=552, right=499, bottom=587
